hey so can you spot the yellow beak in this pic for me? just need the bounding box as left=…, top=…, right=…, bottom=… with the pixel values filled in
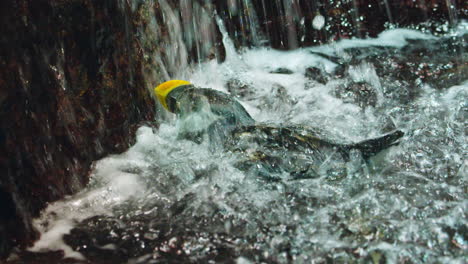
left=154, top=80, right=191, bottom=111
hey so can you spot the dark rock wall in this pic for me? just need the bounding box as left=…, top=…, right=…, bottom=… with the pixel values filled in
left=216, top=0, right=468, bottom=49
left=0, top=0, right=160, bottom=257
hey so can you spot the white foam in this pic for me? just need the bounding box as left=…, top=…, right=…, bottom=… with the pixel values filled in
left=311, top=28, right=437, bottom=55
left=29, top=134, right=150, bottom=258
left=242, top=48, right=337, bottom=73
left=187, top=27, right=440, bottom=121
left=236, top=256, right=254, bottom=264
left=29, top=219, right=84, bottom=260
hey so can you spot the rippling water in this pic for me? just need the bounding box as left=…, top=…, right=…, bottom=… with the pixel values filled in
left=25, top=22, right=467, bottom=263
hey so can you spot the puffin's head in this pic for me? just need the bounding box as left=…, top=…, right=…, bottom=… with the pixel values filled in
left=154, top=80, right=191, bottom=112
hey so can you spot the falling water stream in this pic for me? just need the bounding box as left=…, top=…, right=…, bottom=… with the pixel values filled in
left=8, top=1, right=467, bottom=263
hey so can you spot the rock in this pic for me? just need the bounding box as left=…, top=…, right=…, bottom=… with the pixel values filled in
left=56, top=206, right=270, bottom=263
left=366, top=250, right=387, bottom=264
left=333, top=64, right=347, bottom=78
left=269, top=68, right=294, bottom=74
left=333, top=81, right=378, bottom=108
left=395, top=34, right=468, bottom=89
left=339, top=34, right=468, bottom=93
left=0, top=0, right=159, bottom=257
left=214, top=0, right=467, bottom=50
left=305, top=67, right=329, bottom=84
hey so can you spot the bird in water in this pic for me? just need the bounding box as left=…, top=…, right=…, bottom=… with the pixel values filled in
left=154, top=80, right=404, bottom=180
left=155, top=80, right=255, bottom=144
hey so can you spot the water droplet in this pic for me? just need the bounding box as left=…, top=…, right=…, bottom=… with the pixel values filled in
left=312, top=14, right=325, bottom=30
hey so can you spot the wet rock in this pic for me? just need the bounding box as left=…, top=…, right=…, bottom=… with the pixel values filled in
left=305, top=67, right=329, bottom=84
left=5, top=250, right=87, bottom=264
left=270, top=68, right=294, bottom=74
left=395, top=34, right=468, bottom=89
left=308, top=52, right=347, bottom=78
left=0, top=0, right=159, bottom=257
left=442, top=224, right=468, bottom=252
left=366, top=250, right=387, bottom=264
left=332, top=64, right=347, bottom=78
left=340, top=34, right=468, bottom=93
left=310, top=33, right=468, bottom=108
left=333, top=81, right=378, bottom=108
left=59, top=210, right=269, bottom=264
left=215, top=0, right=467, bottom=50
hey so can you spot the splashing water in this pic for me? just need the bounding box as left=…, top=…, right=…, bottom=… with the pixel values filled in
left=25, top=21, right=467, bottom=264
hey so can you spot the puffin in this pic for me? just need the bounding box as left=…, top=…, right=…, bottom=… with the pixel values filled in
left=155, top=80, right=254, bottom=144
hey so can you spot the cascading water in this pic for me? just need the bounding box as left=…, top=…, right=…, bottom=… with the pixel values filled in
left=7, top=1, right=467, bottom=263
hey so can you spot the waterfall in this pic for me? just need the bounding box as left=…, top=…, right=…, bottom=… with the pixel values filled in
left=1, top=0, right=466, bottom=263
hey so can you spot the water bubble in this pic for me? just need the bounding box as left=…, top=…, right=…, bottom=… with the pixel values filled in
left=312, top=14, right=325, bottom=30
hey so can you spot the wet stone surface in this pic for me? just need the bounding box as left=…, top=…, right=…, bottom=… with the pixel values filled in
left=305, top=67, right=329, bottom=84
left=270, top=68, right=295, bottom=75
left=0, top=0, right=159, bottom=257
left=332, top=81, right=378, bottom=108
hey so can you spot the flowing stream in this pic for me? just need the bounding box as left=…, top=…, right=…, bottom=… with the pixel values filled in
left=14, top=8, right=467, bottom=264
